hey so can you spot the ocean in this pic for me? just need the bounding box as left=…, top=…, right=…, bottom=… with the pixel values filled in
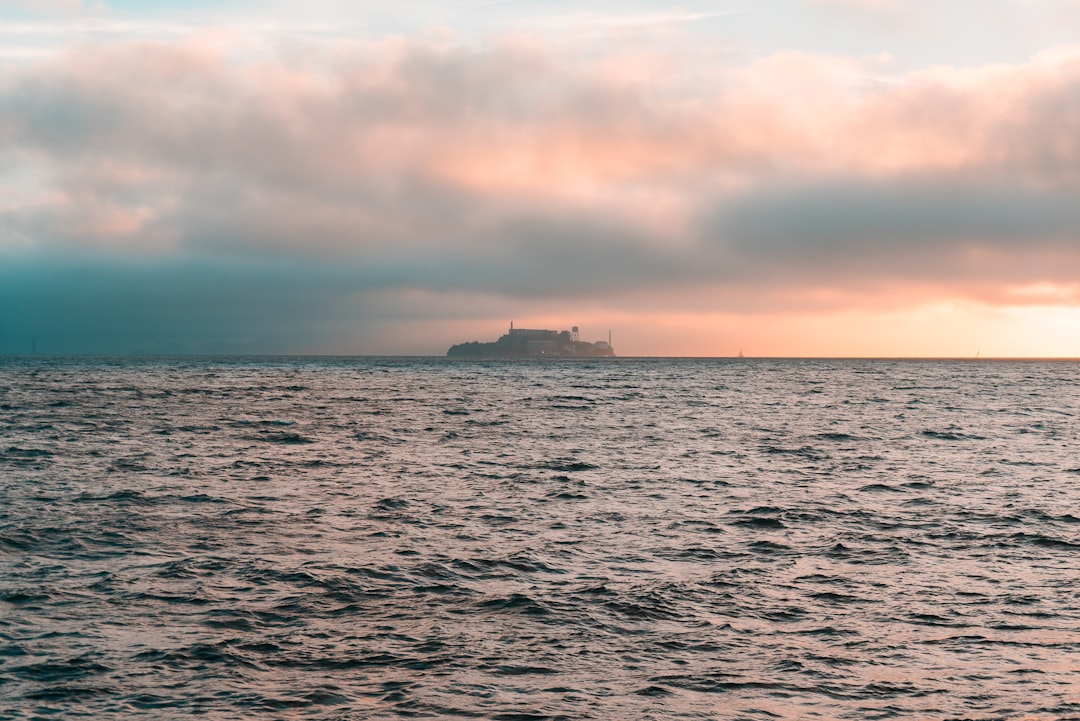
left=1, top=357, right=1078, bottom=720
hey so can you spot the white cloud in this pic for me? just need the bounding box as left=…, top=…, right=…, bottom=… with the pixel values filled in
left=0, top=0, right=104, bottom=16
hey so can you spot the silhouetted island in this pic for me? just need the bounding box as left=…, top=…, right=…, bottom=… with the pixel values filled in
left=448, top=324, right=615, bottom=358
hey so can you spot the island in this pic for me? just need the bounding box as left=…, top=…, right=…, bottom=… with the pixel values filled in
left=447, top=324, right=615, bottom=358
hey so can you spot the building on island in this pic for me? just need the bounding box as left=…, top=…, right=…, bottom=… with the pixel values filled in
left=447, top=323, right=615, bottom=358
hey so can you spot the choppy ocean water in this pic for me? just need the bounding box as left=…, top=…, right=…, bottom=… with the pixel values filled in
left=1, top=356, right=1078, bottom=720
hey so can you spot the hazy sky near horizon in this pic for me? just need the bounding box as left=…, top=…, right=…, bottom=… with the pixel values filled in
left=3, top=0, right=1080, bottom=356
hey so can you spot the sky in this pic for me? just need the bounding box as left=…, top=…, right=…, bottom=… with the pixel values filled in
left=2, top=0, right=1080, bottom=356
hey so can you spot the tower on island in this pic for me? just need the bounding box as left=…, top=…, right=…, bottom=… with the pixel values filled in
left=447, top=323, right=616, bottom=358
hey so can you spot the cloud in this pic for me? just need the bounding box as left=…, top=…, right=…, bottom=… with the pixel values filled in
left=700, top=178, right=1080, bottom=312
left=0, top=0, right=105, bottom=20
left=808, top=0, right=896, bottom=9
left=0, top=254, right=358, bottom=354
left=2, top=34, right=1080, bottom=353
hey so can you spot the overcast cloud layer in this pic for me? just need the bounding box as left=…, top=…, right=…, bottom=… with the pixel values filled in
left=2, top=1, right=1080, bottom=355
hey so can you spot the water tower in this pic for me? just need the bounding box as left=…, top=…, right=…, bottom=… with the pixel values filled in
left=571, top=326, right=580, bottom=342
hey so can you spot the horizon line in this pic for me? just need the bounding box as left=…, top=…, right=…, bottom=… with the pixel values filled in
left=2, top=353, right=1080, bottom=362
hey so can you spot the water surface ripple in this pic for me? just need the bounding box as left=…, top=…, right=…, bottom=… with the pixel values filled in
left=1, top=357, right=1078, bottom=719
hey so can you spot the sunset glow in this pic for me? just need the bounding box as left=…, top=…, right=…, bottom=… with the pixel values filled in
left=2, top=1, right=1079, bottom=356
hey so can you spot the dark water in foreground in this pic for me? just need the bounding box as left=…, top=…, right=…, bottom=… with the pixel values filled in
left=1, top=357, right=1079, bottom=720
